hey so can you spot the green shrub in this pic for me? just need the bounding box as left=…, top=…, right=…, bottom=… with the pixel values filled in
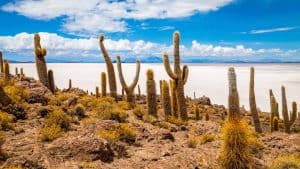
left=269, top=154, right=300, bottom=169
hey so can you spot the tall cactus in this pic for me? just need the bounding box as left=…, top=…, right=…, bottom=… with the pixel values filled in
left=281, top=86, right=297, bottom=133
left=228, top=67, right=241, bottom=120
left=34, top=33, right=50, bottom=88
left=249, top=67, right=262, bottom=133
left=270, top=96, right=277, bottom=132
left=99, top=34, right=117, bottom=100
left=162, top=80, right=172, bottom=118
left=116, top=56, right=140, bottom=105
left=170, top=80, right=178, bottom=118
left=68, top=79, right=72, bottom=90
left=48, top=70, right=55, bottom=94
left=0, top=85, right=11, bottom=106
left=15, top=67, right=18, bottom=76
left=0, top=51, right=3, bottom=73
left=20, top=68, right=24, bottom=76
left=146, top=69, right=157, bottom=117
left=163, top=32, right=189, bottom=120
left=3, top=60, right=10, bottom=81
left=95, top=87, right=100, bottom=98
left=101, top=72, right=107, bottom=97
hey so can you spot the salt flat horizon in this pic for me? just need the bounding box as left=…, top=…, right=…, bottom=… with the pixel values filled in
left=11, top=63, right=300, bottom=114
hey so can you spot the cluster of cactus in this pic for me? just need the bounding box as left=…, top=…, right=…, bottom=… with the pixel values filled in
left=163, top=32, right=189, bottom=120
left=101, top=72, right=107, bottom=97
left=99, top=34, right=117, bottom=100
left=281, top=86, right=297, bottom=133
left=249, top=67, right=262, bottom=133
left=146, top=69, right=157, bottom=116
left=116, top=56, right=140, bottom=106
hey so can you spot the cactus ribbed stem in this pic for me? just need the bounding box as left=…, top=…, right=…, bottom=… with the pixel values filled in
left=195, top=106, right=200, bottom=120
left=146, top=69, right=157, bottom=117
left=34, top=33, right=50, bottom=88
left=228, top=67, right=241, bottom=120
left=99, top=34, right=117, bottom=100
left=170, top=80, right=178, bottom=118
left=3, top=60, right=10, bottom=81
left=48, top=70, right=55, bottom=94
left=15, top=67, right=18, bottom=76
left=20, top=68, right=24, bottom=76
left=270, top=96, right=277, bottom=132
left=281, top=86, right=297, bottom=133
left=116, top=56, right=140, bottom=105
left=69, top=79, right=72, bottom=90
left=96, top=87, right=100, bottom=98
left=0, top=51, right=3, bottom=73
left=162, top=80, right=172, bottom=118
left=162, top=32, right=189, bottom=120
left=101, top=72, right=107, bottom=97
left=249, top=67, right=262, bottom=133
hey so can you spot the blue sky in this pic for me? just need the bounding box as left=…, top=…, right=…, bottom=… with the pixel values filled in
left=0, top=0, right=299, bottom=62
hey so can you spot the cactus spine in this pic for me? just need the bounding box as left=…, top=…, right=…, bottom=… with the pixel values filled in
left=228, top=67, right=241, bottom=120
left=34, top=33, right=50, bottom=88
left=95, top=87, right=100, bottom=98
left=146, top=69, right=157, bottom=117
left=99, top=34, right=117, bottom=100
left=170, top=80, right=178, bottom=118
left=163, top=32, right=189, bottom=120
left=0, top=51, right=3, bottom=73
left=3, top=60, right=10, bottom=81
left=47, top=70, right=55, bottom=94
left=249, top=67, right=262, bottom=133
left=162, top=80, right=172, bottom=118
left=281, top=86, right=297, bottom=133
left=116, top=56, right=140, bottom=105
left=101, top=72, right=107, bottom=97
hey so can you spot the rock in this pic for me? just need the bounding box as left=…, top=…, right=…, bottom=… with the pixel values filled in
left=65, top=97, right=78, bottom=107
left=5, top=104, right=27, bottom=121
left=161, top=132, right=175, bottom=142
left=37, top=107, right=51, bottom=118
left=195, top=95, right=211, bottom=105
left=27, top=94, right=49, bottom=106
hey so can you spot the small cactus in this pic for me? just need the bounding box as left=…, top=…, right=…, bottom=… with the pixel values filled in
left=163, top=31, right=189, bottom=120
left=205, top=113, right=209, bottom=121
left=249, top=67, right=262, bottom=133
left=20, top=68, right=24, bottom=76
left=0, top=51, right=3, bottom=73
left=116, top=56, right=140, bottom=105
left=3, top=60, right=10, bottom=81
left=273, top=116, right=279, bottom=131
left=99, top=34, right=117, bottom=100
left=228, top=67, right=241, bottom=120
left=48, top=70, right=55, bottom=94
left=162, top=80, right=172, bottom=118
left=281, top=86, right=297, bottom=133
left=101, top=72, right=107, bottom=97
left=170, top=80, right=178, bottom=118
left=95, top=87, right=100, bottom=98
left=195, top=106, right=201, bottom=120
left=146, top=69, right=157, bottom=117
left=15, top=67, right=18, bottom=76
left=137, top=84, right=141, bottom=98
left=34, top=33, right=50, bottom=88
left=69, top=79, right=72, bottom=90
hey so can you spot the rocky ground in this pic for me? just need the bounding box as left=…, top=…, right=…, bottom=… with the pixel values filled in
left=0, top=74, right=299, bottom=169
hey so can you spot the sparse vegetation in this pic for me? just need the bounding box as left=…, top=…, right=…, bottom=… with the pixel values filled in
left=199, top=134, right=215, bottom=144
left=268, top=154, right=300, bottom=169
left=99, top=123, right=136, bottom=143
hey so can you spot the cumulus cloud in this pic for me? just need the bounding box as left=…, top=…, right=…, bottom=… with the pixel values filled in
left=0, top=32, right=298, bottom=60
left=1, top=0, right=233, bottom=35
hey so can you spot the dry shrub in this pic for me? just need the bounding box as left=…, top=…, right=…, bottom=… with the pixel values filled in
left=268, top=154, right=300, bottom=169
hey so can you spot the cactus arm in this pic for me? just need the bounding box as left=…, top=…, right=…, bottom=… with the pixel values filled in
left=99, top=34, right=111, bottom=63
left=173, top=31, right=180, bottom=72
left=116, top=56, right=129, bottom=92
left=182, top=65, right=189, bottom=85
left=129, top=59, right=141, bottom=91
left=163, top=53, right=177, bottom=80
left=34, top=34, right=47, bottom=58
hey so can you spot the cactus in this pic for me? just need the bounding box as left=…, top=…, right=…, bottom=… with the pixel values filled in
left=162, top=80, right=172, bottom=118
left=3, top=60, right=10, bottom=81
left=121, top=87, right=125, bottom=100
left=101, top=72, right=107, bottom=97
left=0, top=85, right=12, bottom=106
left=205, top=113, right=209, bottom=121
left=116, top=56, right=140, bottom=105
left=228, top=67, right=241, bottom=120
left=249, top=67, right=262, bottom=133
left=0, top=51, right=3, bottom=73
left=273, top=116, right=279, bottom=131
left=270, top=96, right=277, bottom=132
left=34, top=33, right=50, bottom=88
left=146, top=69, right=157, bottom=117
left=170, top=80, right=178, bottom=118
left=137, top=85, right=141, bottom=98
left=20, top=68, right=24, bottom=76
left=69, top=79, right=72, bottom=90
left=95, top=87, right=100, bottom=98
left=195, top=106, right=201, bottom=120
left=15, top=67, right=18, bottom=76
left=48, top=70, right=55, bottom=94
left=99, top=34, right=117, bottom=100
left=281, top=86, right=297, bottom=133
left=163, top=32, right=189, bottom=120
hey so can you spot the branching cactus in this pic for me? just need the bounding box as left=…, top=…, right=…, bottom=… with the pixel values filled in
left=170, top=80, right=178, bottom=118
left=163, top=32, right=189, bottom=120
left=0, top=51, right=3, bottom=73
left=34, top=33, right=50, bottom=88
left=116, top=56, right=140, bottom=105
left=99, top=34, right=117, bottom=100
left=281, top=86, right=297, bottom=133
left=162, top=80, right=172, bottom=118
left=101, top=72, right=107, bottom=97
left=146, top=69, right=157, bottom=117
left=48, top=70, right=55, bottom=94
left=0, top=85, right=11, bottom=106
left=3, top=60, right=10, bottom=81
left=249, top=67, right=262, bottom=133
left=228, top=67, right=241, bottom=120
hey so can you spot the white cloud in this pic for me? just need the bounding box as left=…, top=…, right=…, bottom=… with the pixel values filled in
left=1, top=0, right=233, bottom=35
left=0, top=32, right=298, bottom=59
left=249, top=27, right=298, bottom=34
